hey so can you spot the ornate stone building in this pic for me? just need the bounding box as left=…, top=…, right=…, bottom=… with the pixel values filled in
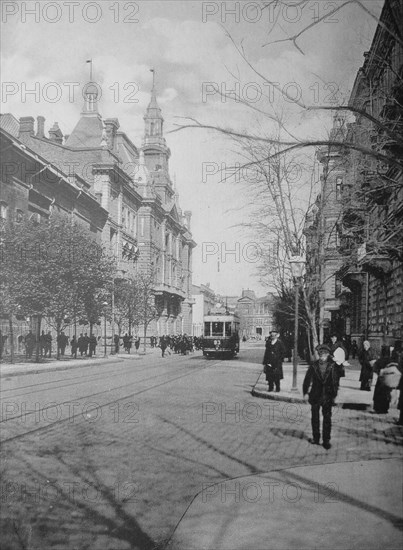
left=304, top=114, right=352, bottom=343
left=304, top=0, right=403, bottom=349
left=0, top=113, right=109, bottom=353
left=339, top=0, right=403, bottom=348
left=1, top=75, right=195, bottom=341
left=236, top=290, right=275, bottom=339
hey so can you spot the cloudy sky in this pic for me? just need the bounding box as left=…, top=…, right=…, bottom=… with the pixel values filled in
left=1, top=0, right=383, bottom=295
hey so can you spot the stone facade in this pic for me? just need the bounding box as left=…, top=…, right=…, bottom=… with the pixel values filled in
left=0, top=77, right=195, bottom=344
left=0, top=114, right=109, bottom=353
left=304, top=0, right=403, bottom=349
left=305, top=114, right=353, bottom=343
left=236, top=290, right=275, bottom=339
left=342, top=0, right=403, bottom=348
left=191, top=283, right=216, bottom=336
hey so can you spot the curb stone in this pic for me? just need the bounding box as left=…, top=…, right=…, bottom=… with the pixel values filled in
left=0, top=357, right=124, bottom=378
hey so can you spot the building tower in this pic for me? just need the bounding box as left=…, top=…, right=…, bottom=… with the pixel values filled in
left=142, top=71, right=173, bottom=203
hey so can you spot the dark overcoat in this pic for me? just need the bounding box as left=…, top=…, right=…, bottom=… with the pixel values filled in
left=263, top=339, right=286, bottom=379
left=358, top=348, right=376, bottom=382
left=302, top=359, right=339, bottom=405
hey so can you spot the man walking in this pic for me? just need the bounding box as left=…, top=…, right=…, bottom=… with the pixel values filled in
left=358, top=340, right=376, bottom=391
left=83, top=333, right=90, bottom=356
left=25, top=330, right=36, bottom=359
left=262, top=328, right=286, bottom=392
left=89, top=334, right=97, bottom=356
left=57, top=331, right=69, bottom=356
left=160, top=336, right=167, bottom=358
left=303, top=343, right=340, bottom=450
left=45, top=331, right=52, bottom=358
left=39, top=330, right=47, bottom=357
left=114, top=334, right=120, bottom=354
left=122, top=333, right=132, bottom=354
left=70, top=335, right=78, bottom=357
left=78, top=333, right=85, bottom=356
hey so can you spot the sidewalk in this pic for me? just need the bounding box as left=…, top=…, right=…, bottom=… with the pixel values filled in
left=252, top=361, right=379, bottom=410
left=165, top=458, right=403, bottom=550
left=0, top=346, right=187, bottom=378
left=0, top=345, right=167, bottom=378
left=0, top=355, right=124, bottom=378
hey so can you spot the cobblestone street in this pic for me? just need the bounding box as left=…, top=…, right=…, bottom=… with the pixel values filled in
left=1, top=345, right=402, bottom=549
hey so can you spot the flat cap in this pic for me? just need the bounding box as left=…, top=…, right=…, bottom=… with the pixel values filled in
left=316, top=343, right=331, bottom=353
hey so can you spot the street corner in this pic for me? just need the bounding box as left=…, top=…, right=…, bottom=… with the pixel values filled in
left=165, top=459, right=403, bottom=550
left=251, top=372, right=305, bottom=404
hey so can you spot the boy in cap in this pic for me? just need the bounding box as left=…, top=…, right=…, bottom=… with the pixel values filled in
left=303, top=343, right=340, bottom=450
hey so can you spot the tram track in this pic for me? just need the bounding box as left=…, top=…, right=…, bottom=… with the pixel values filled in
left=0, top=354, right=182, bottom=399
left=0, top=356, right=221, bottom=445
left=0, top=353, right=203, bottom=422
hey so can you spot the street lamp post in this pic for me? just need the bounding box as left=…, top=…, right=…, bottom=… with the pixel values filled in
left=289, top=256, right=305, bottom=392
left=102, top=301, right=108, bottom=357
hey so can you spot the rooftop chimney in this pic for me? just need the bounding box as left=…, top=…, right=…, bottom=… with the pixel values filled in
left=104, top=118, right=120, bottom=151
left=48, top=122, right=63, bottom=144
left=36, top=116, right=45, bottom=138
left=19, top=116, right=35, bottom=138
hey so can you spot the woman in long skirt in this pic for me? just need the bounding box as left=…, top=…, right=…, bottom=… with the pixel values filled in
left=358, top=340, right=376, bottom=391
left=373, top=347, right=393, bottom=413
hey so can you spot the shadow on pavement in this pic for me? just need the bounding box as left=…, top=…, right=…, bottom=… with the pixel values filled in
left=3, top=434, right=156, bottom=550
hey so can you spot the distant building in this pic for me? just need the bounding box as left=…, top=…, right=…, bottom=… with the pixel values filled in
left=236, top=290, right=276, bottom=339
left=215, top=295, right=239, bottom=315
left=191, top=283, right=216, bottom=336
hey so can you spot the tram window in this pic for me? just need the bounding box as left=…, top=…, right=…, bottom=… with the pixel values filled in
left=225, top=322, right=232, bottom=336
left=204, top=322, right=211, bottom=336
left=212, top=322, right=223, bottom=336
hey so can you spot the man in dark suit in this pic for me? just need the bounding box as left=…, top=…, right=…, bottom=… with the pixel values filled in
left=25, top=330, right=36, bottom=359
left=78, top=333, right=85, bottom=356
left=262, top=328, right=286, bottom=392
left=303, top=343, right=340, bottom=450
left=114, top=334, right=120, bottom=354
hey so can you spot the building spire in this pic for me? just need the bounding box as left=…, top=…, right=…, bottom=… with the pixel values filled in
left=143, top=69, right=163, bottom=138
left=142, top=70, right=171, bottom=176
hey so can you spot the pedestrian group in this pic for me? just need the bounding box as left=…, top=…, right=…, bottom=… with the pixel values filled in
left=263, top=330, right=403, bottom=450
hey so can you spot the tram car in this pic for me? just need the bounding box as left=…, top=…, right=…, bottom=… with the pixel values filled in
left=202, top=308, right=240, bottom=359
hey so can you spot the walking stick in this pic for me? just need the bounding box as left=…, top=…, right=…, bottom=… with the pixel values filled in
left=253, top=369, right=264, bottom=390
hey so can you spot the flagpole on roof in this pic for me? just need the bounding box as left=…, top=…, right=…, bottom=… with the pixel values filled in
left=86, top=59, right=93, bottom=82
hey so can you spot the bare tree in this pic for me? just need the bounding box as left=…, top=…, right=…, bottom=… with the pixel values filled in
left=171, top=0, right=402, bottom=346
